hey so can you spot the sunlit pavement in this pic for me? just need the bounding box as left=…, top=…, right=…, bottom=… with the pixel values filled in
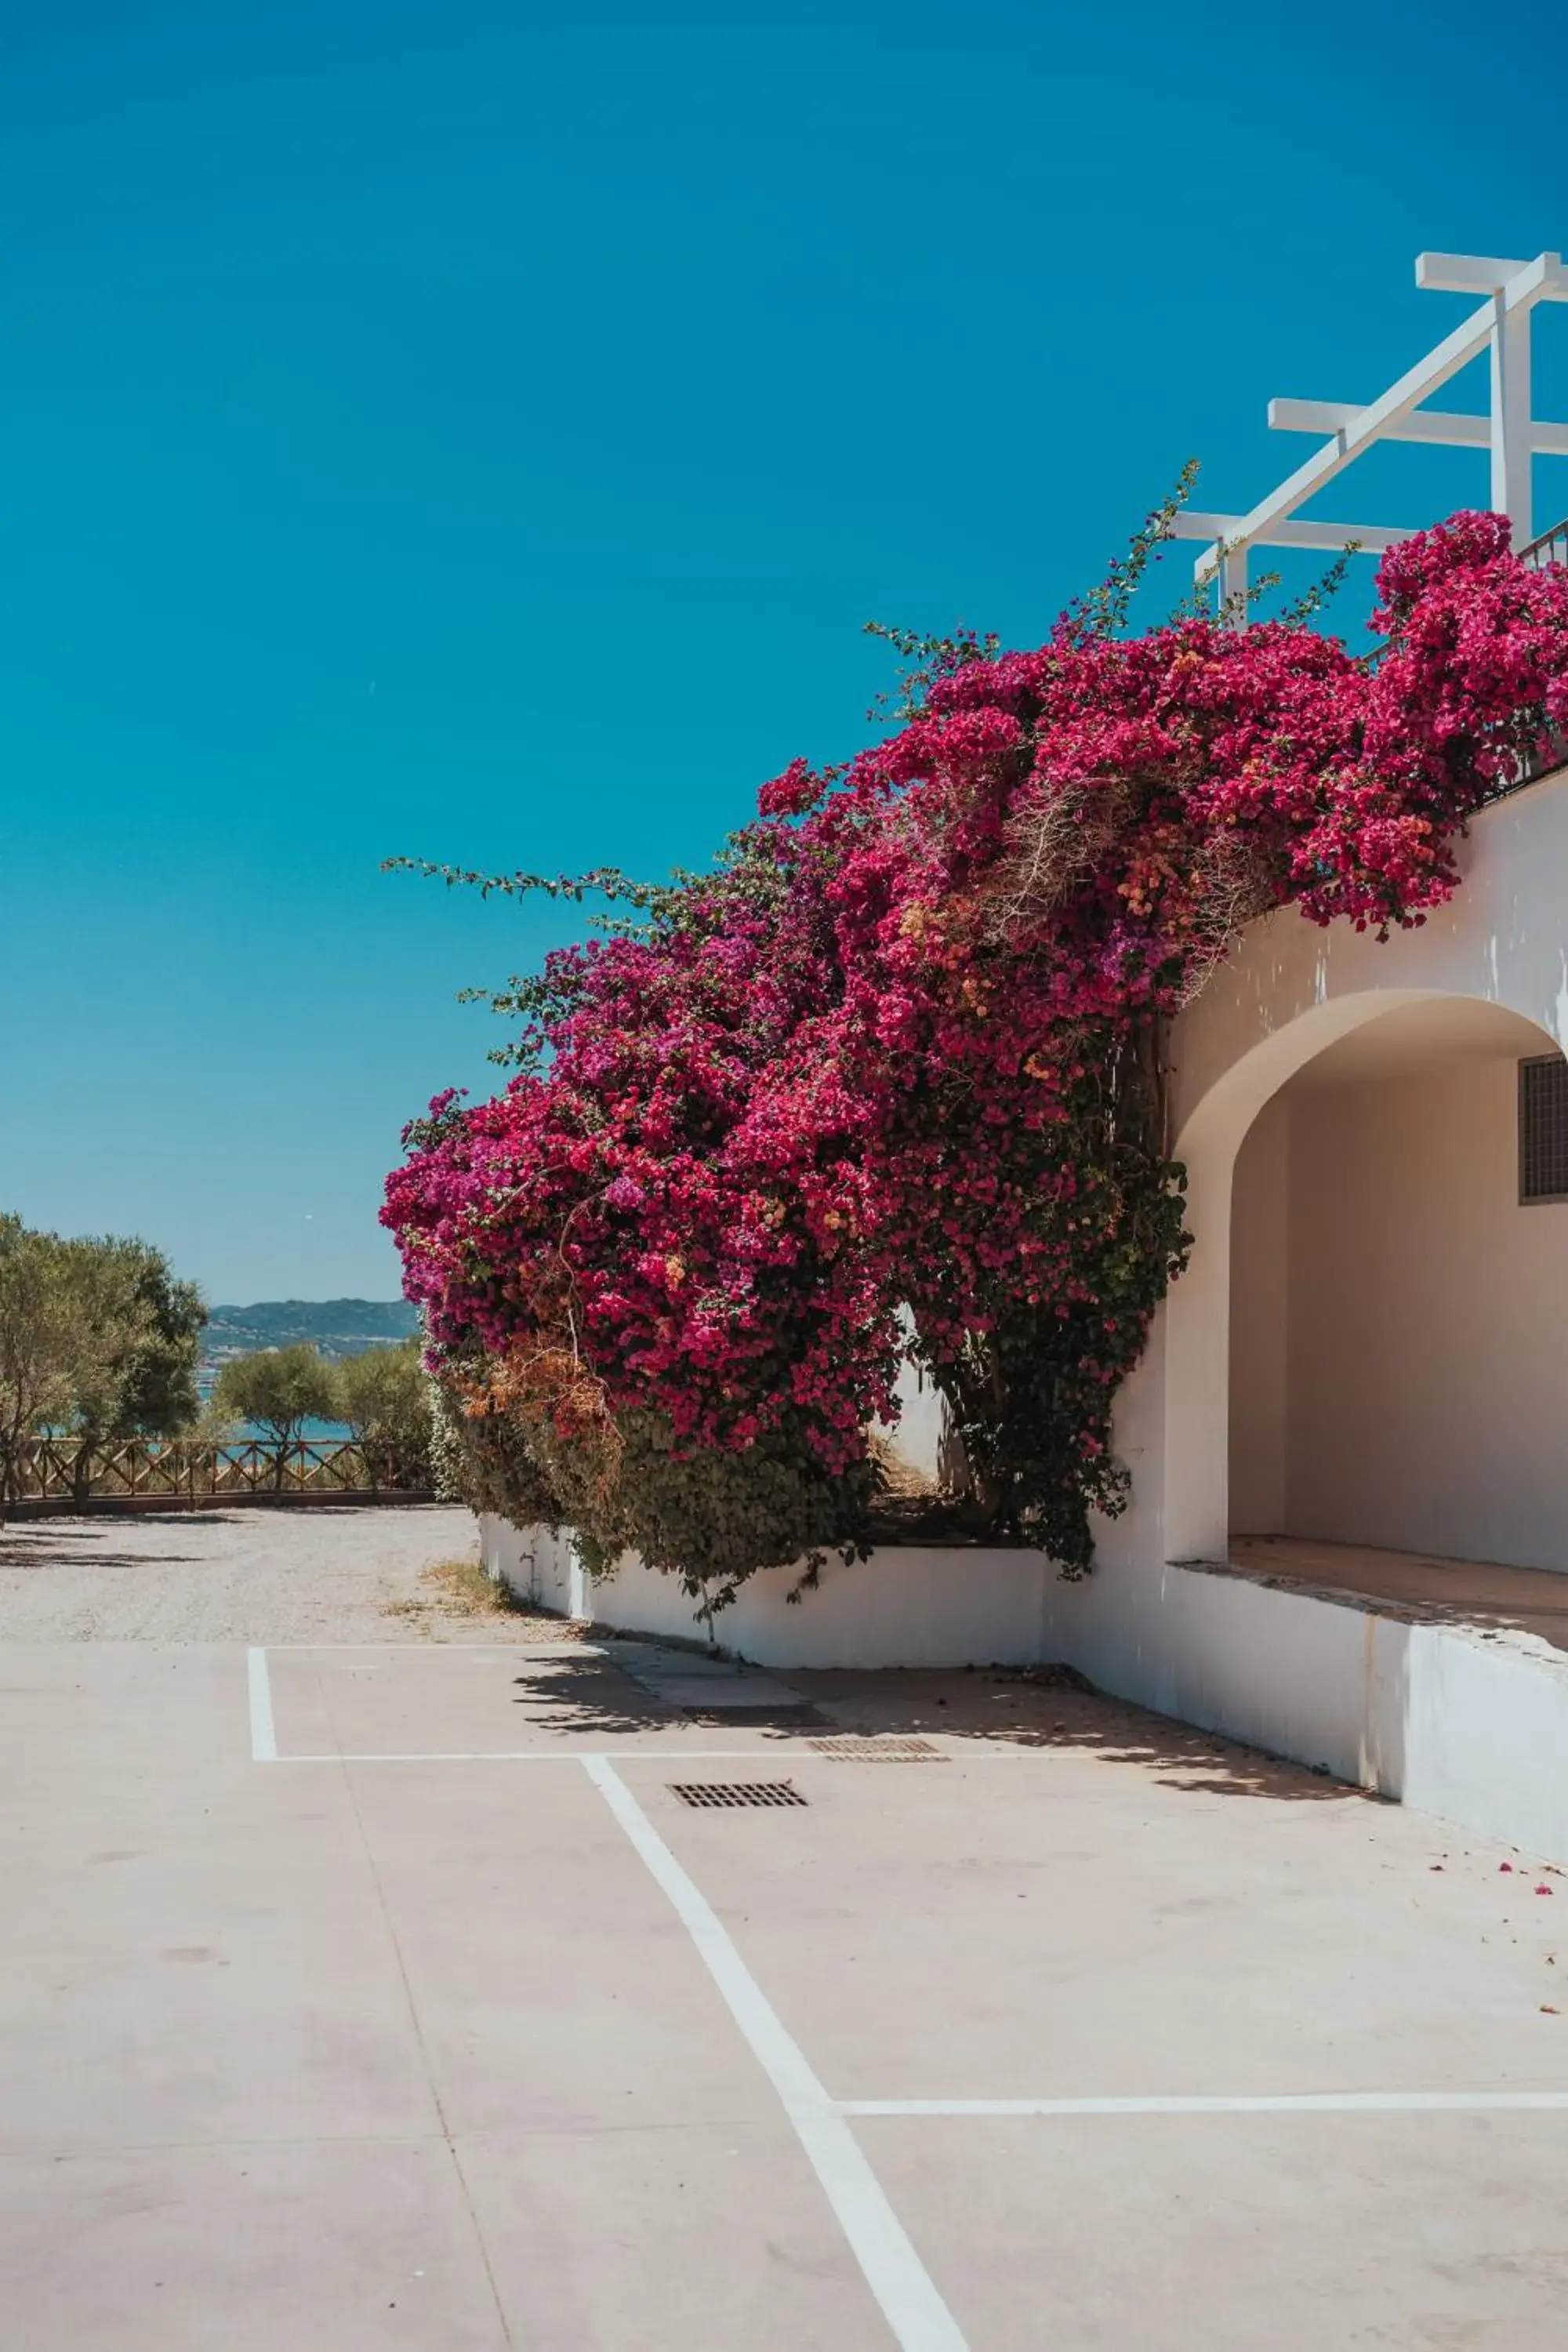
left=2, top=1633, right=1565, bottom=2349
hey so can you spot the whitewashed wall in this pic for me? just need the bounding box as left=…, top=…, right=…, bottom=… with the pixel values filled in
left=478, top=1512, right=1051, bottom=1667
left=1228, top=1046, right=1568, bottom=1570
left=1160, top=765, right=1568, bottom=1566
left=1046, top=1537, right=1568, bottom=1862
left=1288, top=1058, right=1567, bottom=1566
left=1228, top=1094, right=1290, bottom=1534
left=479, top=1517, right=588, bottom=1617
left=590, top=1543, right=1051, bottom=1668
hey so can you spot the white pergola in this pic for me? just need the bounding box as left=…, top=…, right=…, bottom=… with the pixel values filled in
left=1172, top=249, right=1568, bottom=622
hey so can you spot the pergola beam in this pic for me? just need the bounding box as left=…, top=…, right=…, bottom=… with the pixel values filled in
left=1268, top=399, right=1568, bottom=456
left=1185, top=250, right=1568, bottom=618
left=1171, top=511, right=1413, bottom=564
left=1415, top=252, right=1530, bottom=293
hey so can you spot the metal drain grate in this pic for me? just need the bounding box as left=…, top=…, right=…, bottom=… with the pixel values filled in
left=669, top=1780, right=808, bottom=1809
left=808, top=1736, right=946, bottom=1762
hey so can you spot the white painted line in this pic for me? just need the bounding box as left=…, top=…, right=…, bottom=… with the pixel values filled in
left=261, top=1745, right=1022, bottom=1766
left=270, top=1749, right=1029, bottom=1768
left=580, top=1753, right=967, bottom=2352
left=267, top=1748, right=921, bottom=1765
left=268, top=1751, right=597, bottom=1763
left=246, top=1647, right=278, bottom=1763
left=258, top=1640, right=597, bottom=1652
left=840, top=2091, right=1568, bottom=2118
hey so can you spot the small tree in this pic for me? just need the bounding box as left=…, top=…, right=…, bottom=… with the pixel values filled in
left=333, top=1339, right=433, bottom=1490
left=111, top=1244, right=206, bottom=1438
left=213, top=1345, right=339, bottom=1489
left=0, top=1218, right=148, bottom=1508
left=64, top=1238, right=206, bottom=1499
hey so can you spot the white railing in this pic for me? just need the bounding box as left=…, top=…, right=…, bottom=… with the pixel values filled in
left=1523, top=517, right=1568, bottom=572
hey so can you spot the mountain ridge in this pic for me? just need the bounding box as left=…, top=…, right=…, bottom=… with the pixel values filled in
left=198, top=1298, right=420, bottom=1388
left=207, top=1298, right=419, bottom=1346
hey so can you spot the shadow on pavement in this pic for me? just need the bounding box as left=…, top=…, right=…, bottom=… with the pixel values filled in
left=0, top=1519, right=218, bottom=1570
left=772, top=1664, right=1364, bottom=1801
left=509, top=1652, right=690, bottom=1740
left=506, top=1641, right=1359, bottom=1800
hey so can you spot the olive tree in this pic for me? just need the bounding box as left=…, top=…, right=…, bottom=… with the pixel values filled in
left=0, top=1218, right=152, bottom=1507
left=212, top=1344, right=339, bottom=1487
left=333, top=1338, right=433, bottom=1490
left=61, top=1237, right=206, bottom=1498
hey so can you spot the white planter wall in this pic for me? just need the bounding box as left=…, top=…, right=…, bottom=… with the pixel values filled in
left=477, top=1512, right=1050, bottom=1667
left=479, top=1517, right=589, bottom=1618
left=591, top=1543, right=1051, bottom=1668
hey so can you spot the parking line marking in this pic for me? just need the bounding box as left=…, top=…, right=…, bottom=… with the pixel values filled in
left=263, top=1748, right=982, bottom=1766
left=580, top=1753, right=968, bottom=2352
left=840, top=2092, right=1568, bottom=2118
left=246, top=1647, right=278, bottom=1763
left=256, top=1641, right=593, bottom=1652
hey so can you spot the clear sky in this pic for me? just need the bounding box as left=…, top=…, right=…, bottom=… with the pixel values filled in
left=5, top=0, right=1566, bottom=1301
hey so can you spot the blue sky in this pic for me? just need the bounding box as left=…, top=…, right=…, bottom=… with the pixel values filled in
left=5, top=0, right=1566, bottom=1301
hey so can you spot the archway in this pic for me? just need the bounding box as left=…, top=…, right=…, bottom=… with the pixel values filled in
left=1229, top=996, right=1566, bottom=1571
left=1163, top=989, right=1567, bottom=1569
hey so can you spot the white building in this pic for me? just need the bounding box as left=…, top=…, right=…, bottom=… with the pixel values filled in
left=485, top=252, right=1568, bottom=1863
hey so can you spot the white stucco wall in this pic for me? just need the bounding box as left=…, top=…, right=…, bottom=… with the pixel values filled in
left=1041, top=762, right=1568, bottom=1854
left=1163, top=767, right=1568, bottom=1566
left=590, top=1544, right=1051, bottom=1667
left=477, top=1511, right=1050, bottom=1667
left=1228, top=1049, right=1568, bottom=1570
left=1228, top=1094, right=1290, bottom=1534
left=1047, top=1549, right=1568, bottom=1863
left=479, top=1517, right=588, bottom=1617
left=1284, top=1056, right=1568, bottom=1568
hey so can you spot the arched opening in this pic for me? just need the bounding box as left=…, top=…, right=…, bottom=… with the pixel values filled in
left=1227, top=996, right=1568, bottom=1577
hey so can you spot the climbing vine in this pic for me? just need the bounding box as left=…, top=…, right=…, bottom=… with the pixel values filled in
left=386, top=510, right=1568, bottom=1596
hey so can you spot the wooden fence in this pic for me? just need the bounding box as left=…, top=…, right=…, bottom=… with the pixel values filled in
left=4, top=1437, right=432, bottom=1510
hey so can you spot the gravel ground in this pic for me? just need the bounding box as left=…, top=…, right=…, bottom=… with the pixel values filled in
left=0, top=1504, right=528, bottom=1642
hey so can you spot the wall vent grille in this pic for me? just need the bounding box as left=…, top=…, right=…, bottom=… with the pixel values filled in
left=1519, top=1054, right=1568, bottom=1203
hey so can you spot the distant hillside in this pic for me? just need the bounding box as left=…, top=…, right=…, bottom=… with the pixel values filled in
left=199, top=1298, right=420, bottom=1392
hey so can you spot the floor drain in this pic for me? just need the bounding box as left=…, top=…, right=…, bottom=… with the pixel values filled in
left=669, top=1780, right=808, bottom=1809
left=808, top=1736, right=946, bottom=1761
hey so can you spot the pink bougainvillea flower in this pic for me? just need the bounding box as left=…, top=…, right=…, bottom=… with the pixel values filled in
left=386, top=512, right=1568, bottom=1579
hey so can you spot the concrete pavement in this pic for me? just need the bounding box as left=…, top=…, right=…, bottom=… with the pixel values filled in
left=2, top=1633, right=1565, bottom=2347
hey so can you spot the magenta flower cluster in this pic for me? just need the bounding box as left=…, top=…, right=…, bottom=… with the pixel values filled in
left=385, top=514, right=1568, bottom=1523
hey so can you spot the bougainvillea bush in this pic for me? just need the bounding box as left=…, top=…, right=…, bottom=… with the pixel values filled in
left=387, top=511, right=1568, bottom=1603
